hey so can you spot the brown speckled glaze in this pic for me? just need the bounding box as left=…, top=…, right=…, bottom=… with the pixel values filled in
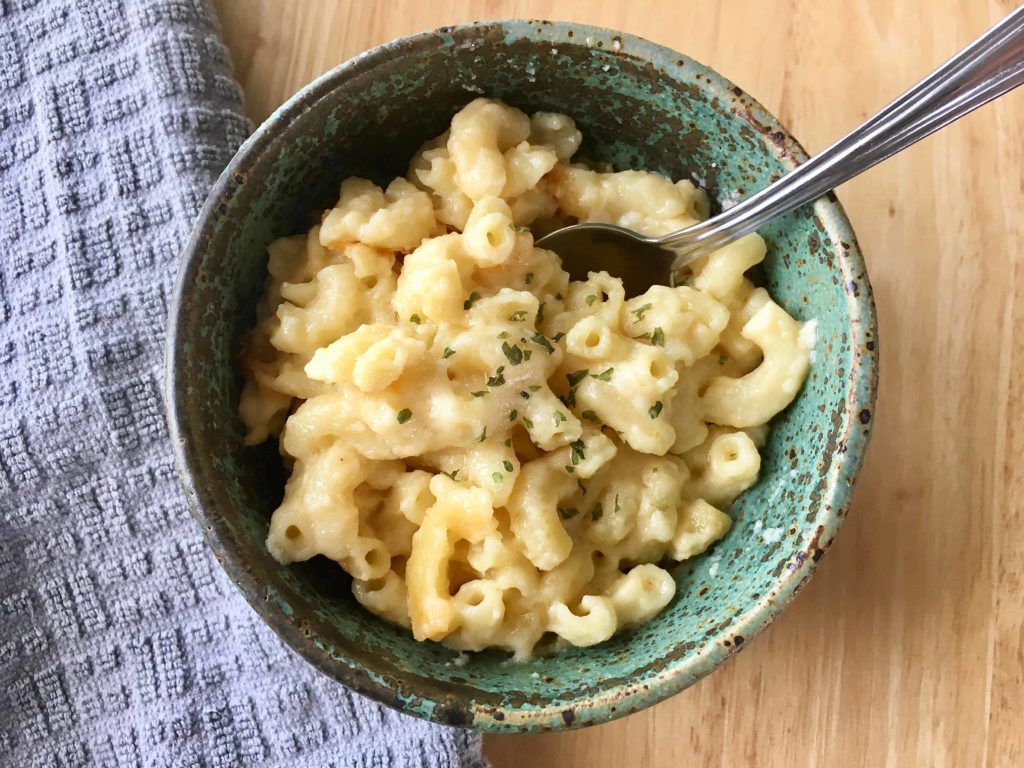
left=165, top=20, right=878, bottom=731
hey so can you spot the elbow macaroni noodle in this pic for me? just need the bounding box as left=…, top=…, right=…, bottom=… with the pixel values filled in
left=240, top=98, right=813, bottom=659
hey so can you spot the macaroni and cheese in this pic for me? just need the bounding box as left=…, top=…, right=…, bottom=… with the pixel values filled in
left=240, top=98, right=813, bottom=659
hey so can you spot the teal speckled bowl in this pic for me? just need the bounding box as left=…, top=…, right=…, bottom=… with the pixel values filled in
left=165, top=20, right=878, bottom=732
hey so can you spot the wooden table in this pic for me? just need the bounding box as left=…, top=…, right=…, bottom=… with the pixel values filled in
left=213, top=1, right=1024, bottom=765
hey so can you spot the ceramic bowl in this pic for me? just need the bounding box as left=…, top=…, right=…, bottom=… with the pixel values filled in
left=165, top=20, right=878, bottom=732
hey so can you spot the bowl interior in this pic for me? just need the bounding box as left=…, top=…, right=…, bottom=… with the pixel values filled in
left=169, top=20, right=876, bottom=731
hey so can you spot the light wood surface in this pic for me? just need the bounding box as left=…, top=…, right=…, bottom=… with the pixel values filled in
left=212, top=1, right=1024, bottom=765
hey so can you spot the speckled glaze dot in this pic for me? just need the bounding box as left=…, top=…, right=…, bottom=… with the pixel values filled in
left=166, top=20, right=878, bottom=733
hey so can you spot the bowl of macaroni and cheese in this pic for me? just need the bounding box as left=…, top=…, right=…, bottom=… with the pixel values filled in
left=166, top=20, right=878, bottom=730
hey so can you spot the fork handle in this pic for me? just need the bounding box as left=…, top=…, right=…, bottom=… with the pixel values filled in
left=661, top=5, right=1024, bottom=257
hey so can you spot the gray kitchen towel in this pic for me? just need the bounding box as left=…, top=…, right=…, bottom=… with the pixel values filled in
left=0, top=1, right=487, bottom=765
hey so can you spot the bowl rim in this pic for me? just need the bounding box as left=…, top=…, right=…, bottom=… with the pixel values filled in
left=165, top=18, right=879, bottom=733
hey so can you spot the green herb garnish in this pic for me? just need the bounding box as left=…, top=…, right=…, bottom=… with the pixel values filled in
left=581, top=410, right=599, bottom=422
left=509, top=311, right=527, bottom=322
left=442, top=347, right=456, bottom=359
left=650, top=327, right=665, bottom=347
left=508, top=409, right=518, bottom=422
left=591, top=367, right=614, bottom=382
left=409, top=314, right=421, bottom=324
left=463, top=291, right=481, bottom=309
left=591, top=502, right=604, bottom=521
left=525, top=272, right=534, bottom=285
left=530, top=333, right=554, bottom=353
left=523, top=417, right=534, bottom=429
left=492, top=472, right=504, bottom=483
left=649, top=401, right=664, bottom=419
left=502, top=342, right=523, bottom=365
left=396, top=409, right=412, bottom=424
left=487, top=367, right=506, bottom=387
left=570, top=439, right=586, bottom=465
left=553, top=410, right=567, bottom=426
left=502, top=460, right=514, bottom=472
left=585, top=294, right=597, bottom=306
left=476, top=427, right=487, bottom=443
left=631, top=303, right=653, bottom=321
left=566, top=369, right=589, bottom=387
left=471, top=390, right=488, bottom=398
left=558, top=507, right=580, bottom=519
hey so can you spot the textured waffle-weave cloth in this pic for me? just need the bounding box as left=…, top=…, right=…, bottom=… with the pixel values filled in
left=0, top=1, right=487, bottom=765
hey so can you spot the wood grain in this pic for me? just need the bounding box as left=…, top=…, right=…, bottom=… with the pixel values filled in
left=211, top=1, right=1024, bottom=765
